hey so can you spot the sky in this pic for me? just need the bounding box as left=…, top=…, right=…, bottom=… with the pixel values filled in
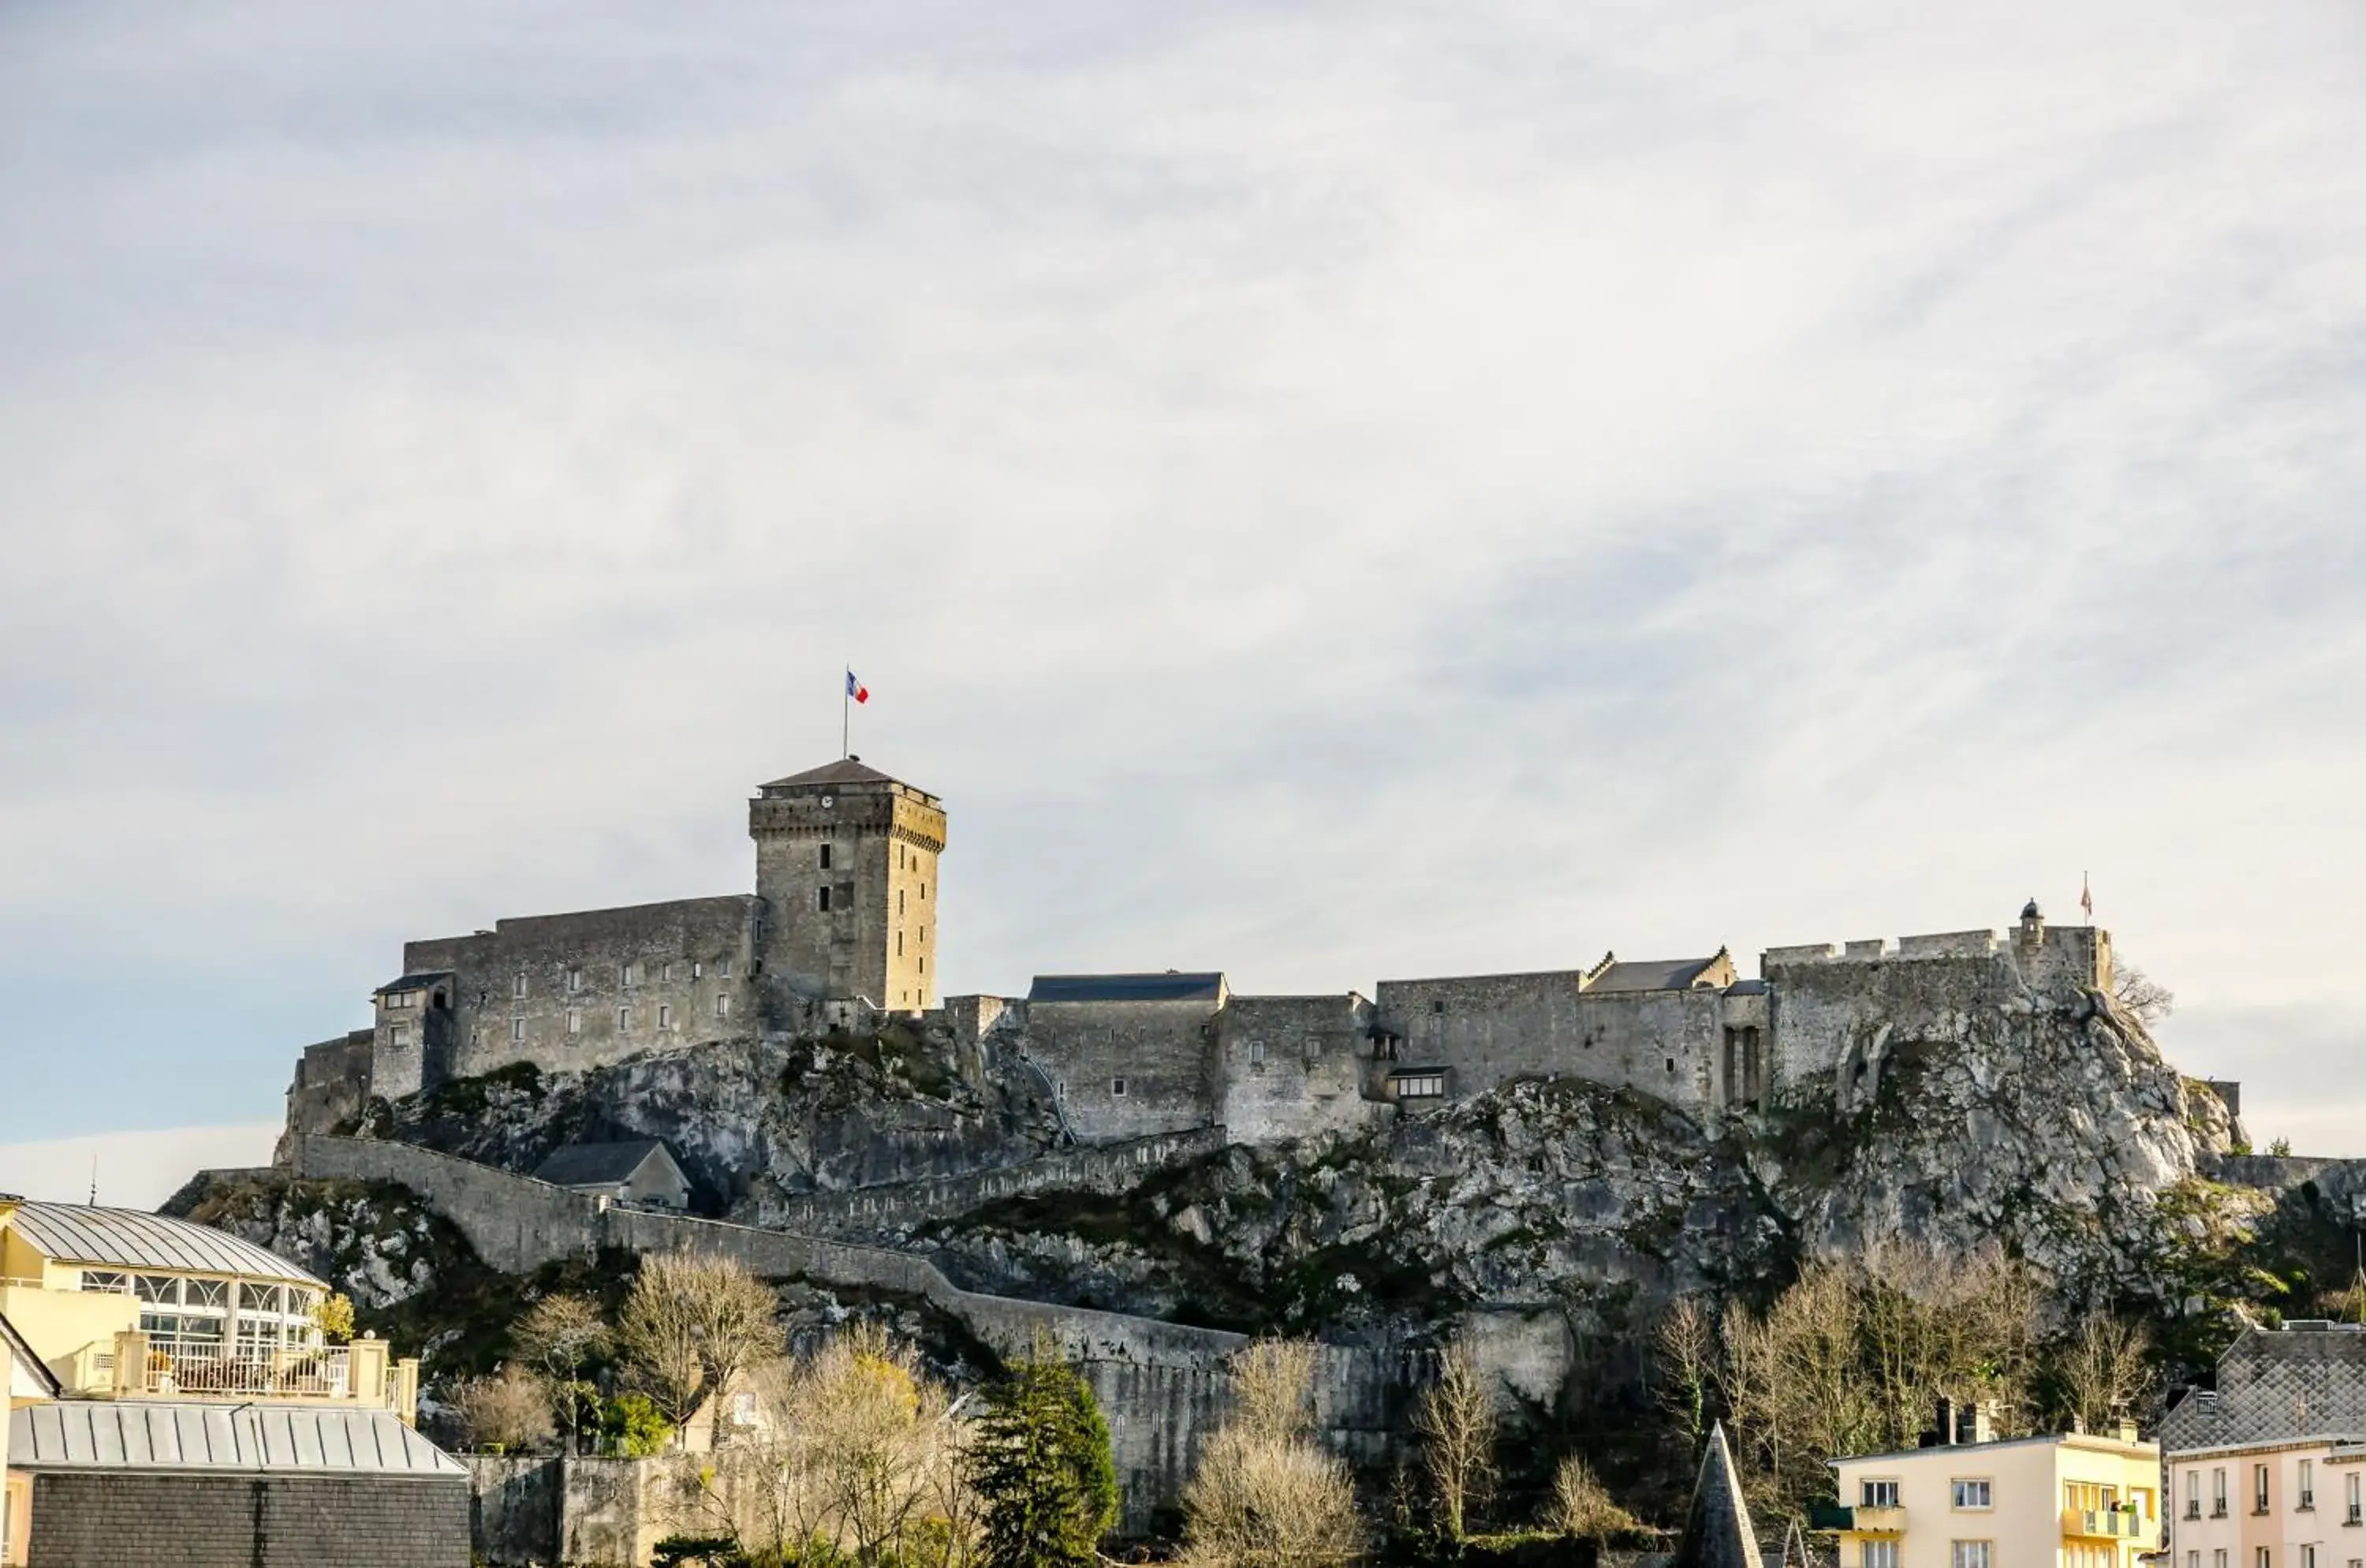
left=2, top=1, right=2364, bottom=1207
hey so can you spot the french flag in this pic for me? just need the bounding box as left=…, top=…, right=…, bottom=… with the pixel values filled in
left=845, top=670, right=869, bottom=704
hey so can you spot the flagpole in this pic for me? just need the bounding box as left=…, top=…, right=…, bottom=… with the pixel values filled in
left=842, top=670, right=850, bottom=759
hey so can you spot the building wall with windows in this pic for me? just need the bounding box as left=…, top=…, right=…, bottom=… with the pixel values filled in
left=2166, top=1438, right=2366, bottom=1568
left=371, top=895, right=762, bottom=1097
left=1830, top=1430, right=2158, bottom=1568
left=1018, top=978, right=1228, bottom=1144
left=749, top=761, right=945, bottom=1015
left=1214, top=994, right=1381, bottom=1145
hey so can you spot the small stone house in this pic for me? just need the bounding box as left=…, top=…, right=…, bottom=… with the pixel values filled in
left=532, top=1141, right=692, bottom=1211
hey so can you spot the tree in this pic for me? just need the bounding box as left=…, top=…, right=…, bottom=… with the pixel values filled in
left=2057, top=1312, right=2154, bottom=1435
left=970, top=1341, right=1118, bottom=1568
left=311, top=1293, right=356, bottom=1346
left=514, top=1292, right=611, bottom=1446
left=615, top=1253, right=783, bottom=1440
left=450, top=1363, right=555, bottom=1452
left=1413, top=1343, right=1497, bottom=1543
left=2110, top=961, right=2175, bottom=1026
left=1547, top=1454, right=1638, bottom=1545
left=1182, top=1338, right=1362, bottom=1568
left=1654, top=1296, right=1716, bottom=1457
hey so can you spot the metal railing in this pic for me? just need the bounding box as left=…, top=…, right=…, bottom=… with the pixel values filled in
left=140, top=1344, right=353, bottom=1400
left=2062, top=1507, right=2145, bottom=1540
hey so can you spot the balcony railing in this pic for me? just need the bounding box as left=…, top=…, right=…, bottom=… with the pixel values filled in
left=1807, top=1505, right=1906, bottom=1533
left=2062, top=1507, right=2146, bottom=1540
left=140, top=1344, right=353, bottom=1400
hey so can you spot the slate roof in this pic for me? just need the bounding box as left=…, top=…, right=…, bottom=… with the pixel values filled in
left=763, top=757, right=901, bottom=790
left=1029, top=973, right=1227, bottom=1003
left=9, top=1400, right=465, bottom=1477
left=532, top=1140, right=681, bottom=1188
left=6, top=1203, right=325, bottom=1286
left=1672, top=1423, right=1764, bottom=1568
left=2163, top=1323, right=2366, bottom=1452
left=2, top=1309, right=62, bottom=1397
left=1592, top=956, right=1726, bottom=993
left=375, top=971, right=453, bottom=995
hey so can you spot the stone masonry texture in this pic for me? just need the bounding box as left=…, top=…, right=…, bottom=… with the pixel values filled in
left=27, top=1473, right=468, bottom=1568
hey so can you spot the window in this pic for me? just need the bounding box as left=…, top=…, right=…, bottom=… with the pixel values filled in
left=383, top=991, right=413, bottom=1010
left=715, top=995, right=731, bottom=1020
left=513, top=974, right=528, bottom=999
left=897, top=930, right=904, bottom=957
left=1430, top=999, right=1446, bottom=1014
left=919, top=955, right=926, bottom=975
left=1864, top=1544, right=1898, bottom=1568
left=818, top=886, right=832, bottom=913
left=2190, top=1555, right=2202, bottom=1568
left=1951, top=1479, right=1992, bottom=1510
left=2302, top=1547, right=2317, bottom=1568
left=658, top=1004, right=674, bottom=1030
left=1111, top=1077, right=1127, bottom=1097
left=2259, top=1551, right=2271, bottom=1568
left=1861, top=1480, right=1900, bottom=1508
left=390, top=1025, right=412, bottom=1047
left=1665, top=1056, right=1677, bottom=1074
left=2217, top=1553, right=2230, bottom=1568
left=2259, top=1465, right=2273, bottom=1514
left=2216, top=1469, right=2230, bottom=1517
left=819, top=843, right=833, bottom=870
left=1249, top=1041, right=1266, bottom=1068
left=1950, top=1544, right=1991, bottom=1568
left=2188, top=1471, right=2203, bottom=1520
left=1393, top=1073, right=1448, bottom=1099
left=618, top=1007, right=633, bottom=1032
left=509, top=1017, right=525, bottom=1043
left=568, top=968, right=584, bottom=993
left=921, top=882, right=928, bottom=900
left=2303, top=1459, right=2316, bottom=1510
left=898, top=890, right=905, bottom=916
left=733, top=1391, right=759, bottom=1427
left=718, top=958, right=732, bottom=978
left=567, top=1010, right=581, bottom=1036
left=2348, top=1469, right=2360, bottom=1523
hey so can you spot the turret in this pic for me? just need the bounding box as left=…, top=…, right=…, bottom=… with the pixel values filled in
left=749, top=756, right=946, bottom=1016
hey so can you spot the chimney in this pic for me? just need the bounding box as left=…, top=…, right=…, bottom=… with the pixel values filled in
left=2114, top=1417, right=2140, bottom=1443
left=1971, top=1401, right=1996, bottom=1445
left=1935, top=1397, right=1958, bottom=1445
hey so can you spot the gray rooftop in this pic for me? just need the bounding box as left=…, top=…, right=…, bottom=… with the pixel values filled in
left=532, top=1139, right=680, bottom=1188
left=1030, top=973, right=1226, bottom=1003
left=1673, top=1423, right=1764, bottom=1568
left=9, top=1401, right=464, bottom=1477
left=2164, top=1323, right=2366, bottom=1453
left=6, top=1203, right=324, bottom=1286
left=376, top=971, right=453, bottom=995
left=762, top=756, right=902, bottom=790
left=1591, top=956, right=1726, bottom=993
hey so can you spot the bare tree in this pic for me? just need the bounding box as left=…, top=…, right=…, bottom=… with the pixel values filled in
left=1414, top=1344, right=1497, bottom=1543
left=2058, top=1313, right=2154, bottom=1435
left=449, top=1363, right=555, bottom=1452
left=2111, top=961, right=2175, bottom=1026
left=615, top=1252, right=784, bottom=1440
left=1654, top=1297, right=1718, bottom=1455
left=513, top=1293, right=610, bottom=1446
left=1547, top=1454, right=1638, bottom=1544
left=1183, top=1338, right=1362, bottom=1568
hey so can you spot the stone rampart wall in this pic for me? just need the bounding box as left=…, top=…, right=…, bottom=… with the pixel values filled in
left=1215, top=995, right=1383, bottom=1145
left=752, top=1127, right=1229, bottom=1235
left=1372, top=973, right=1727, bottom=1116
left=1020, top=998, right=1223, bottom=1143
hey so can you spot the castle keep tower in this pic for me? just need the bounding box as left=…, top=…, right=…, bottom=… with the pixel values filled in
left=750, top=758, right=946, bottom=1014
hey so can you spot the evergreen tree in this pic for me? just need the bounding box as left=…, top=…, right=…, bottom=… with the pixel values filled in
left=970, top=1343, right=1119, bottom=1568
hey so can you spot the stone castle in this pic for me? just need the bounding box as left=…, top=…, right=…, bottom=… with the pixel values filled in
left=284, top=757, right=2115, bottom=1148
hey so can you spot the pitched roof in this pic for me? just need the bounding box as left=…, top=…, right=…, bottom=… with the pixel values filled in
left=2164, top=1323, right=2366, bottom=1453
left=9, top=1401, right=465, bottom=1478
left=762, top=757, right=901, bottom=790
left=375, top=972, right=453, bottom=995
left=1673, top=1423, right=1764, bottom=1568
left=5, top=1203, right=325, bottom=1286
left=1590, top=956, right=1726, bottom=993
left=2, top=1309, right=62, bottom=1398
left=1028, top=973, right=1227, bottom=1003
left=532, top=1140, right=681, bottom=1188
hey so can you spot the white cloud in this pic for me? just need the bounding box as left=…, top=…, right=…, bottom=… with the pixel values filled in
left=0, top=0, right=2361, bottom=1152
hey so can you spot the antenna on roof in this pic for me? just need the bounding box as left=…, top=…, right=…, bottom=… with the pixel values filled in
left=88, top=1155, right=98, bottom=1206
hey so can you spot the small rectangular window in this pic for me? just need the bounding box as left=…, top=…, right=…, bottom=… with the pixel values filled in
left=510, top=1017, right=525, bottom=1043
left=1949, top=1544, right=1991, bottom=1568
left=718, top=958, right=732, bottom=978
left=899, top=889, right=905, bottom=916
left=897, top=930, right=904, bottom=957
left=2302, top=1459, right=2316, bottom=1509
left=390, top=1025, right=412, bottom=1047
left=918, top=954, right=925, bottom=975
left=692, top=961, right=703, bottom=980
left=513, top=974, right=528, bottom=999
left=618, top=1007, right=633, bottom=1031
left=568, top=968, right=584, bottom=993
left=1861, top=1480, right=1899, bottom=1508
left=819, top=842, right=833, bottom=870
left=567, top=1010, right=581, bottom=1036
left=818, top=886, right=831, bottom=913
left=1111, top=1077, right=1127, bottom=1096
left=659, top=1003, right=673, bottom=1030
left=2257, top=1465, right=2271, bottom=1513
left=715, top=995, right=731, bottom=1019
left=1865, top=1544, right=1898, bottom=1568
left=1248, top=1040, right=1266, bottom=1067
left=1951, top=1479, right=1992, bottom=1510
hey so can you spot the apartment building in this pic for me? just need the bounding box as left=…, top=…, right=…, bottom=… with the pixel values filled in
left=2163, top=1322, right=2366, bottom=1568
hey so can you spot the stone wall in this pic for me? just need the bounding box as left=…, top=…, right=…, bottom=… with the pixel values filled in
left=1021, top=998, right=1224, bottom=1143
left=278, top=1028, right=375, bottom=1154
left=752, top=771, right=945, bottom=1014
left=753, top=1128, right=1229, bottom=1235
left=1215, top=995, right=1384, bottom=1145
left=27, top=1473, right=468, bottom=1568
left=379, top=896, right=761, bottom=1095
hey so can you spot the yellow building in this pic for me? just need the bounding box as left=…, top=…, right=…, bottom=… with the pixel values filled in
left=1826, top=1416, right=2161, bottom=1568
left=0, top=1194, right=415, bottom=1423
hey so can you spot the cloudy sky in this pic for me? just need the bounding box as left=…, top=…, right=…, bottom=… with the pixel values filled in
left=3, top=1, right=2363, bottom=1205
